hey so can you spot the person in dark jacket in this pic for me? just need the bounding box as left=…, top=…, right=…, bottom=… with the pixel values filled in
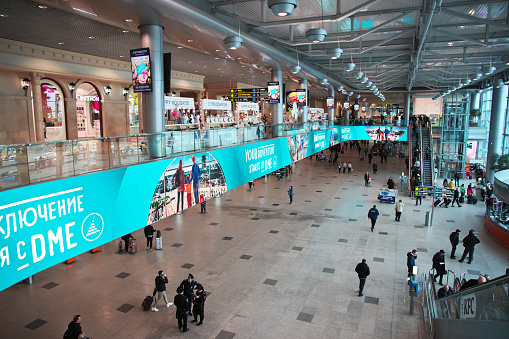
left=459, top=229, right=481, bottom=264
left=367, top=205, right=379, bottom=232
left=174, top=287, right=189, bottom=332
left=67, top=315, right=83, bottom=339
left=144, top=224, right=156, bottom=251
left=432, top=250, right=446, bottom=285
left=355, top=259, right=370, bottom=297
left=372, top=162, right=378, bottom=174
left=437, top=285, right=454, bottom=298
left=407, top=249, right=418, bottom=280
left=451, top=188, right=461, bottom=207
left=190, top=285, right=206, bottom=325
left=152, top=270, right=172, bottom=311
left=179, top=274, right=197, bottom=316
left=449, top=229, right=461, bottom=259
left=387, top=177, right=395, bottom=189
left=121, top=233, right=133, bottom=254
left=460, top=276, right=486, bottom=291
left=364, top=172, right=370, bottom=186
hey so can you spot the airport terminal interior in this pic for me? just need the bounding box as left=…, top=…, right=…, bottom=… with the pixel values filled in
left=1, top=0, right=509, bottom=338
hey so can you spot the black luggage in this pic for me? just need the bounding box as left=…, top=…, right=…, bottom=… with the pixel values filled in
left=142, top=295, right=154, bottom=311
left=434, top=199, right=441, bottom=207
left=156, top=230, right=161, bottom=238
left=459, top=196, right=464, bottom=204
left=471, top=196, right=477, bottom=204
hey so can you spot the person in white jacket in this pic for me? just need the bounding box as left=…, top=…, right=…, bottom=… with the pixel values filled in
left=395, top=199, right=404, bottom=221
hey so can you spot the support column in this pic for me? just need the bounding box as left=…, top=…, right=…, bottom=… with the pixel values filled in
left=327, top=85, right=334, bottom=125
left=471, top=91, right=481, bottom=110
left=404, top=92, right=411, bottom=126
left=355, top=98, right=360, bottom=119
left=271, top=65, right=283, bottom=136
left=487, top=85, right=508, bottom=183
left=30, top=72, right=45, bottom=142
left=345, top=95, right=350, bottom=125
left=140, top=24, right=165, bottom=158
left=299, top=75, right=308, bottom=123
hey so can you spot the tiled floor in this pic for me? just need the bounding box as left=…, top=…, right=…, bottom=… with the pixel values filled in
left=1, top=145, right=508, bottom=339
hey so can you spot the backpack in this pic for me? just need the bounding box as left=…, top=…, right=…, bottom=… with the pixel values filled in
left=63, top=329, right=73, bottom=339
left=174, top=172, right=181, bottom=187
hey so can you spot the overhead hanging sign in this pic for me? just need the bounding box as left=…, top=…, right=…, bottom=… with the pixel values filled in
left=202, top=99, right=231, bottom=111
left=164, top=96, right=195, bottom=110
left=130, top=48, right=152, bottom=93
left=236, top=102, right=259, bottom=111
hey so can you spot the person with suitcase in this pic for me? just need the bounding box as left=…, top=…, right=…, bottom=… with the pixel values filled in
left=451, top=188, right=461, bottom=207
left=152, top=270, right=172, bottom=312
left=121, top=233, right=133, bottom=254
left=144, top=224, right=156, bottom=251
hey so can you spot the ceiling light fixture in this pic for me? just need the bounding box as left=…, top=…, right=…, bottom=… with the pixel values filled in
left=224, top=3, right=243, bottom=50
left=366, top=81, right=372, bottom=88
left=21, top=78, right=30, bottom=90
left=68, top=82, right=76, bottom=94
left=38, top=5, right=47, bottom=9
left=361, top=76, right=368, bottom=84
left=306, top=28, right=327, bottom=43
left=105, top=86, right=112, bottom=95
left=291, top=65, right=301, bottom=74
left=125, top=19, right=133, bottom=22
left=123, top=87, right=129, bottom=96
left=345, top=62, right=355, bottom=72
left=473, top=72, right=482, bottom=81
left=348, top=92, right=353, bottom=96
left=321, top=78, right=328, bottom=85
left=328, top=48, right=343, bottom=60
left=268, top=0, right=298, bottom=17
left=354, top=71, right=363, bottom=80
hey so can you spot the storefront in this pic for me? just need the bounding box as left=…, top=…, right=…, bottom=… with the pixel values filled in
left=203, top=99, right=234, bottom=128
left=76, top=83, right=102, bottom=138
left=236, top=102, right=261, bottom=125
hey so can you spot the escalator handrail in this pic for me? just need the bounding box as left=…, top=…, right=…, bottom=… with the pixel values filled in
left=436, top=274, right=509, bottom=303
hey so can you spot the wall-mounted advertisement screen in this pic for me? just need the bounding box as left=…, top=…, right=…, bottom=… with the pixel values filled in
left=362, top=106, right=366, bottom=113
left=343, top=102, right=350, bottom=110
left=130, top=48, right=152, bottom=92
left=326, top=97, right=334, bottom=108
left=354, top=104, right=359, bottom=111
left=268, top=82, right=280, bottom=103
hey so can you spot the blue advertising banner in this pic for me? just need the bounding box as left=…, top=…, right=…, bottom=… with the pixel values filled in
left=0, top=125, right=405, bottom=291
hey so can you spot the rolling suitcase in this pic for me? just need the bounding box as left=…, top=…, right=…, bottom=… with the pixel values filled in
left=155, top=236, right=162, bottom=250
left=434, top=199, right=441, bottom=207
left=471, top=196, right=477, bottom=204
left=118, top=240, right=123, bottom=253
left=142, top=295, right=154, bottom=311
left=459, top=196, right=464, bottom=204
left=128, top=238, right=137, bottom=254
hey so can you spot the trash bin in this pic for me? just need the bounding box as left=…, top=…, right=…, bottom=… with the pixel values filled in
left=425, top=211, right=430, bottom=226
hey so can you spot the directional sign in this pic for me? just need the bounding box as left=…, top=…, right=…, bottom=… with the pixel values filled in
left=415, top=186, right=454, bottom=197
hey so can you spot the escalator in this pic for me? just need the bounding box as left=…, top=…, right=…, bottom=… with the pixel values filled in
left=421, top=126, right=433, bottom=186
left=422, top=272, right=509, bottom=338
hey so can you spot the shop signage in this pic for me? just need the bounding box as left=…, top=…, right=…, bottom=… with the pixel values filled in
left=202, top=99, right=231, bottom=111
left=76, top=95, right=99, bottom=102
left=236, top=102, right=259, bottom=111
left=130, top=47, right=152, bottom=93
left=164, top=96, right=194, bottom=110
left=268, top=82, right=280, bottom=103
left=231, top=88, right=268, bottom=93
left=460, top=294, right=476, bottom=319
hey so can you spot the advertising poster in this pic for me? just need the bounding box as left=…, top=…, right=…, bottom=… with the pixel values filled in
left=329, top=128, right=339, bottom=147
left=344, top=102, right=350, bottom=110
left=306, top=130, right=331, bottom=157
left=466, top=141, right=477, bottom=158
left=354, top=104, right=359, bottom=111
left=288, top=134, right=309, bottom=162
left=362, top=106, right=366, bottom=113
left=148, top=153, right=227, bottom=224
left=268, top=82, right=280, bottom=103
left=130, top=48, right=152, bottom=92
left=364, top=126, right=407, bottom=141
left=327, top=97, right=334, bottom=108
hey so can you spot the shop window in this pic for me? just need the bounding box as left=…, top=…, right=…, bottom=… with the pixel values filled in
left=41, top=81, right=66, bottom=141
left=76, top=83, right=102, bottom=138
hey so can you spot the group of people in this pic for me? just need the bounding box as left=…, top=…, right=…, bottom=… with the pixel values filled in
left=151, top=272, right=207, bottom=333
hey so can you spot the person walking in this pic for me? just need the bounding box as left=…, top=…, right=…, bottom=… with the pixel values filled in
left=415, top=175, right=422, bottom=206
left=367, top=205, right=379, bottom=232
left=449, top=229, right=461, bottom=259
left=348, top=162, right=352, bottom=173
left=174, top=159, right=185, bottom=214
left=451, top=188, right=461, bottom=207
left=287, top=186, right=294, bottom=204
left=144, top=224, right=156, bottom=251
left=152, top=270, right=173, bottom=312
left=459, top=229, right=480, bottom=264
left=368, top=153, right=373, bottom=164
left=190, top=285, right=206, bottom=326
left=407, top=249, right=418, bottom=280
left=395, top=199, right=404, bottom=221
left=174, top=287, right=189, bottom=332
left=466, top=184, right=473, bottom=204
left=355, top=259, right=370, bottom=297
left=372, top=162, right=378, bottom=174
left=432, top=250, right=446, bottom=286
left=364, top=172, right=370, bottom=187
left=338, top=162, right=342, bottom=173
left=343, top=161, right=347, bottom=173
